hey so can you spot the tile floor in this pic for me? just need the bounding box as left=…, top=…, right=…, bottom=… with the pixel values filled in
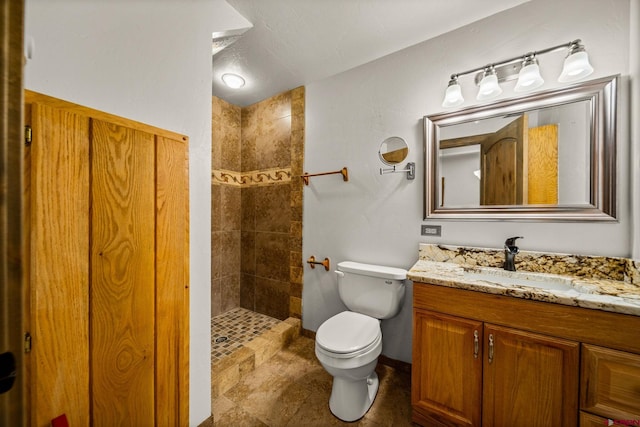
left=212, top=335, right=416, bottom=426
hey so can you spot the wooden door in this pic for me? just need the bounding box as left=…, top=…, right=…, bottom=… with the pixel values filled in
left=29, top=103, right=91, bottom=427
left=412, top=310, right=483, bottom=426
left=480, top=115, right=527, bottom=205
left=26, top=91, right=189, bottom=426
left=155, top=136, right=190, bottom=425
left=527, top=124, right=558, bottom=205
left=91, top=120, right=156, bottom=425
left=482, top=324, right=579, bottom=427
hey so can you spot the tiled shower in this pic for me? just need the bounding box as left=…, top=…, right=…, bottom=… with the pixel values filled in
left=211, top=87, right=305, bottom=321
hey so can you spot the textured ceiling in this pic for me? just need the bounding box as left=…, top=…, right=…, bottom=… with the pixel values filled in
left=213, top=0, right=531, bottom=107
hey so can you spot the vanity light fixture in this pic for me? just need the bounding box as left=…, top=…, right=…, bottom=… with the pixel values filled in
left=441, top=39, right=594, bottom=108
left=221, top=73, right=245, bottom=89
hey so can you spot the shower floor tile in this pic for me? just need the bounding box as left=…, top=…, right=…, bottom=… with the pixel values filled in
left=211, top=307, right=281, bottom=363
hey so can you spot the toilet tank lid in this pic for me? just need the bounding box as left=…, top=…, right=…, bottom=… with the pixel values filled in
left=337, top=261, right=407, bottom=280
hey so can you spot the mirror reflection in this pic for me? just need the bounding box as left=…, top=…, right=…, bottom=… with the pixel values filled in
left=438, top=101, right=590, bottom=207
left=379, top=136, right=408, bottom=165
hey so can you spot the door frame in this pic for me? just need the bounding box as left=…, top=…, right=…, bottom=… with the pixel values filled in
left=0, top=0, right=26, bottom=425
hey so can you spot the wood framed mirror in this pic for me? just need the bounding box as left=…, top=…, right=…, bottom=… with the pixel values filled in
left=424, top=75, right=618, bottom=221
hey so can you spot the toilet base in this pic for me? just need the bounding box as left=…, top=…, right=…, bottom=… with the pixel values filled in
left=328, top=371, right=379, bottom=422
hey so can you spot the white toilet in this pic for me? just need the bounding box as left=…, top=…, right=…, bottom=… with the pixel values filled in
left=315, top=261, right=407, bottom=422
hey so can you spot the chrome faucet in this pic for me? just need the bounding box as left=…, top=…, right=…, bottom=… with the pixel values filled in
left=504, top=236, right=523, bottom=271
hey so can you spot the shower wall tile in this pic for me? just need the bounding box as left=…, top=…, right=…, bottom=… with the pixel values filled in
left=289, top=297, right=302, bottom=319
left=255, top=278, right=290, bottom=320
left=290, top=276, right=302, bottom=298
left=220, top=231, right=241, bottom=278
left=211, top=232, right=222, bottom=281
left=264, top=91, right=291, bottom=121
left=241, top=231, right=256, bottom=275
left=221, top=274, right=241, bottom=313
left=255, top=184, right=290, bottom=233
left=241, top=134, right=257, bottom=173
left=241, top=187, right=256, bottom=231
left=240, top=273, right=256, bottom=311
left=211, top=184, right=222, bottom=233
left=255, top=232, right=290, bottom=283
left=211, top=277, right=222, bottom=317
left=221, top=186, right=241, bottom=231
left=212, top=96, right=240, bottom=172
left=256, top=116, right=291, bottom=170
left=212, top=87, right=304, bottom=320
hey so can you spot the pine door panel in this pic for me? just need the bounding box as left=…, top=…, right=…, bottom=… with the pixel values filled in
left=30, top=103, right=90, bottom=427
left=90, top=119, right=156, bottom=426
left=155, top=136, right=190, bottom=425
left=482, top=324, right=579, bottom=427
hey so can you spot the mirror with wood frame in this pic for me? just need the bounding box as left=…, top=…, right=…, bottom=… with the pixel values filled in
left=424, top=75, right=618, bottom=221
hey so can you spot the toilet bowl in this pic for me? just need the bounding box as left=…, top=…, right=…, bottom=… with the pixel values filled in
left=315, top=311, right=382, bottom=422
left=314, top=261, right=407, bottom=422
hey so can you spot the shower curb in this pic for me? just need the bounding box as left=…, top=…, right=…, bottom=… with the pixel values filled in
left=211, top=317, right=301, bottom=399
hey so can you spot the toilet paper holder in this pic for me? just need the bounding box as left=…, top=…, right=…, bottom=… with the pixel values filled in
left=307, top=255, right=330, bottom=271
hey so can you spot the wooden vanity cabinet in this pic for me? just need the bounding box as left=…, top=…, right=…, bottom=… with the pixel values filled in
left=412, top=309, right=578, bottom=427
left=412, top=282, right=640, bottom=427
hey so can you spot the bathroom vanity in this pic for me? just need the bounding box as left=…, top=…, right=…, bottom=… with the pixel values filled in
left=409, top=244, right=640, bottom=427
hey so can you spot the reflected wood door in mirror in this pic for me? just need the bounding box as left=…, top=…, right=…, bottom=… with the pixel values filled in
left=481, top=115, right=526, bottom=205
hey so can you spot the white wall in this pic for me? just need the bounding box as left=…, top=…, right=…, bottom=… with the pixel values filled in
left=303, top=0, right=633, bottom=363
left=632, top=0, right=640, bottom=259
left=24, top=1, right=250, bottom=424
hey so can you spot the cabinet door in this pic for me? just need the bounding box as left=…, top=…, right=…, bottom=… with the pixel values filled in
left=581, top=344, right=640, bottom=420
left=483, top=324, right=579, bottom=427
left=412, top=310, right=483, bottom=426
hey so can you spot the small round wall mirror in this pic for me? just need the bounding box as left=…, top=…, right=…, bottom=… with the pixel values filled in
left=378, top=136, right=409, bottom=165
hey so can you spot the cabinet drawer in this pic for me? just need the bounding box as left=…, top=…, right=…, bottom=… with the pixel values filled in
left=581, top=344, right=640, bottom=420
left=579, top=411, right=608, bottom=427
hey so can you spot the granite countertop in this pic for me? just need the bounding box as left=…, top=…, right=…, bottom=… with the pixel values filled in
left=408, top=244, right=640, bottom=317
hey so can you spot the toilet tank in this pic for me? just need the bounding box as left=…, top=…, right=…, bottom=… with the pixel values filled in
left=336, top=261, right=407, bottom=319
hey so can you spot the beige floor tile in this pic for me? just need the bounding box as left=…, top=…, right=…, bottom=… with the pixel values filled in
left=215, top=335, right=417, bottom=426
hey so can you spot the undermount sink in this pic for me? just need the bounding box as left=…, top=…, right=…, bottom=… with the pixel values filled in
left=462, top=268, right=576, bottom=292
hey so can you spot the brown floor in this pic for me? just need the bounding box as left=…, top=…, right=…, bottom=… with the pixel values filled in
left=213, top=335, right=416, bottom=426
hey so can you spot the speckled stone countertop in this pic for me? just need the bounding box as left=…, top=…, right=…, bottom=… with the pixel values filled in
left=408, top=244, right=640, bottom=316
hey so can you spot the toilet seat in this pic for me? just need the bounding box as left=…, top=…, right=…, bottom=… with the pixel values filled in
left=316, top=311, right=381, bottom=358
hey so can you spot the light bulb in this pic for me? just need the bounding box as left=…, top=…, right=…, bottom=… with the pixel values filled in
left=221, top=73, right=245, bottom=89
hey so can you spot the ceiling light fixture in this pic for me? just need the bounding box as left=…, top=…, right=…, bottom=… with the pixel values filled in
left=441, top=39, right=594, bottom=108
left=221, top=73, right=245, bottom=89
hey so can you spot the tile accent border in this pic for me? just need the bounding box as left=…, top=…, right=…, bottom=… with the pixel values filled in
left=212, top=167, right=292, bottom=187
